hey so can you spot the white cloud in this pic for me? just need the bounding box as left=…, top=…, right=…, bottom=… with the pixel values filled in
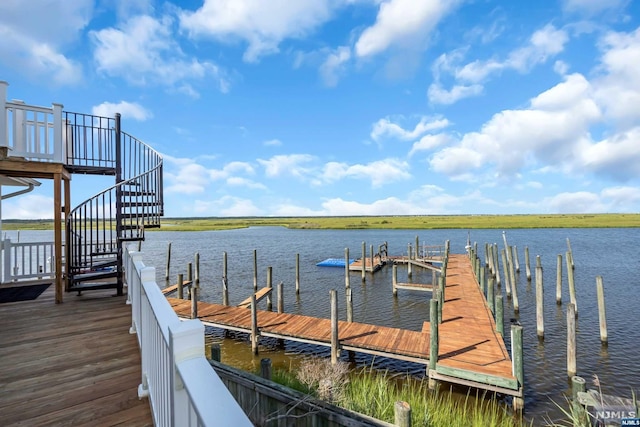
left=1, top=194, right=54, bottom=219
left=226, top=177, right=267, bottom=190
left=91, top=15, right=229, bottom=94
left=0, top=0, right=90, bottom=85
left=321, top=158, right=410, bottom=187
left=193, top=196, right=263, bottom=216
left=427, top=83, right=483, bottom=105
left=264, top=139, right=283, bottom=147
left=92, top=101, right=152, bottom=121
left=355, top=0, right=460, bottom=58
left=209, top=161, right=256, bottom=180
left=258, top=154, right=316, bottom=178
left=409, top=133, right=451, bottom=156
left=544, top=191, right=605, bottom=213
left=562, top=0, right=627, bottom=15
left=578, top=127, right=640, bottom=180
left=371, top=116, right=449, bottom=141
left=179, top=0, right=335, bottom=62
left=319, top=46, right=351, bottom=87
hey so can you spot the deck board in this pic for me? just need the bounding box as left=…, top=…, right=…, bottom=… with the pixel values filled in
left=0, top=283, right=152, bottom=427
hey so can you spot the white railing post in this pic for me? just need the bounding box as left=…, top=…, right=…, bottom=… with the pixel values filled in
left=12, top=100, right=25, bottom=154
left=170, top=320, right=205, bottom=426
left=138, top=266, right=156, bottom=399
left=0, top=81, right=7, bottom=149
left=2, top=238, right=12, bottom=283
left=52, top=102, right=63, bottom=163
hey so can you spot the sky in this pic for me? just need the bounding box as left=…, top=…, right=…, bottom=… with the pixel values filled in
left=1, top=0, right=640, bottom=219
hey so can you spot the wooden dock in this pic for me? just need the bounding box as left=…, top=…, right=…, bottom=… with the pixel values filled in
left=0, top=282, right=152, bottom=426
left=168, top=253, right=519, bottom=397
left=348, top=254, right=386, bottom=272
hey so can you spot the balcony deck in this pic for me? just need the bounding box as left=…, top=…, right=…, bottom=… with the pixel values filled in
left=0, top=282, right=152, bottom=426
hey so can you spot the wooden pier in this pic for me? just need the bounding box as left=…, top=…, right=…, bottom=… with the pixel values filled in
left=0, top=283, right=152, bottom=426
left=168, top=253, right=520, bottom=398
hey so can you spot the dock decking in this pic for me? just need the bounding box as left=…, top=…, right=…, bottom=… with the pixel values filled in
left=0, top=283, right=152, bottom=427
left=169, top=253, right=519, bottom=396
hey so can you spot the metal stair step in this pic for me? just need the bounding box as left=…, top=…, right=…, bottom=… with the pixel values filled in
left=71, top=270, right=119, bottom=283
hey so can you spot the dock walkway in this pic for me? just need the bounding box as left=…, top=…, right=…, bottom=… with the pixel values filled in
left=168, top=253, right=518, bottom=396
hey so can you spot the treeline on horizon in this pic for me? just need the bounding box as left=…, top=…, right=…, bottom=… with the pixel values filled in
left=2, top=213, right=639, bottom=231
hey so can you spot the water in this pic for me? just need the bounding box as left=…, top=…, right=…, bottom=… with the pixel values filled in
left=10, top=227, right=639, bottom=423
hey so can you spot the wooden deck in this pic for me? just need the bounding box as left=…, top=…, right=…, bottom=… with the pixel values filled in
left=348, top=255, right=386, bottom=272
left=168, top=253, right=518, bottom=395
left=0, top=282, right=152, bottom=427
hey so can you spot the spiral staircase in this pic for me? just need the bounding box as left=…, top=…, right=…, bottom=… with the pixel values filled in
left=64, top=111, right=163, bottom=295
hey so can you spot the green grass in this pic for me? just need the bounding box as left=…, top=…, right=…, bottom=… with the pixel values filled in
left=272, top=365, right=527, bottom=427
left=5, top=213, right=639, bottom=231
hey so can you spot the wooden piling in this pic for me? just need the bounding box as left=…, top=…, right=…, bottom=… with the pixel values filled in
left=253, top=249, right=258, bottom=291
left=429, top=298, right=439, bottom=390
left=495, top=294, right=504, bottom=336
left=438, top=275, right=445, bottom=324
left=345, top=248, right=350, bottom=289
left=190, top=282, right=198, bottom=319
left=370, top=244, right=374, bottom=272
left=346, top=287, right=353, bottom=322
left=195, top=252, right=200, bottom=290
left=177, top=273, right=184, bottom=299
left=277, top=282, right=284, bottom=314
left=494, top=244, right=502, bottom=286
left=165, top=242, right=171, bottom=287
left=266, top=266, right=273, bottom=311
left=536, top=266, right=544, bottom=339
left=187, top=262, right=193, bottom=299
left=501, top=249, right=511, bottom=297
left=556, top=254, right=562, bottom=305
left=571, top=376, right=587, bottom=426
left=392, top=265, right=398, bottom=297
left=251, top=294, right=258, bottom=355
left=208, top=343, right=221, bottom=362
left=394, top=401, right=412, bottom=427
left=222, top=251, right=229, bottom=306
left=487, top=276, right=494, bottom=314
left=330, top=289, right=339, bottom=364
left=596, top=276, right=608, bottom=344
left=480, top=266, right=486, bottom=294
left=415, top=235, right=419, bottom=259
left=524, top=246, right=531, bottom=281
left=361, top=242, right=366, bottom=282
left=295, top=253, right=300, bottom=294
left=511, top=324, right=524, bottom=411
left=566, top=238, right=574, bottom=269
left=260, top=358, right=272, bottom=381
left=567, top=252, right=577, bottom=316
left=567, top=303, right=577, bottom=377
left=513, top=245, right=520, bottom=273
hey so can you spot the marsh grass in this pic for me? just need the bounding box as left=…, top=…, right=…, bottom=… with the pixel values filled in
left=272, top=364, right=526, bottom=427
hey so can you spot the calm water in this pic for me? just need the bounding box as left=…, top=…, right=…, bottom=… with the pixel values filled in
left=12, top=227, right=639, bottom=423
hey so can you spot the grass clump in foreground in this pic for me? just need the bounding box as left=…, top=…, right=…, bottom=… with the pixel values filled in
left=274, top=359, right=526, bottom=427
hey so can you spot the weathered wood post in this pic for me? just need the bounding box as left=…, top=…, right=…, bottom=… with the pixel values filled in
left=494, top=243, right=501, bottom=286
left=567, top=303, right=577, bottom=377
left=392, top=265, right=398, bottom=297
left=251, top=294, right=259, bottom=355
left=501, top=249, right=511, bottom=297
left=345, top=248, right=350, bottom=289
left=177, top=273, right=184, bottom=299
left=511, top=262, right=520, bottom=313
left=511, top=323, right=524, bottom=411
left=260, top=358, right=272, bottom=381
left=165, top=242, right=171, bottom=287
left=361, top=242, right=366, bottom=282
left=277, top=282, right=284, bottom=314
left=438, top=276, right=445, bottom=324
left=495, top=294, right=504, bottom=336
left=195, top=252, right=200, bottom=290
left=407, top=243, right=413, bottom=278
left=208, top=343, right=221, bottom=362
left=187, top=262, right=193, bottom=299
left=567, top=238, right=574, bottom=270
left=513, top=245, right=520, bottom=273
left=415, top=235, right=420, bottom=259
left=222, top=251, right=229, bottom=306
left=487, top=276, right=495, bottom=314
left=266, top=266, right=273, bottom=311
left=596, top=276, right=608, bottom=344
left=253, top=249, right=258, bottom=291
left=395, top=401, right=412, bottom=427
left=429, top=297, right=439, bottom=390
left=346, top=287, right=353, bottom=322
left=567, top=252, right=577, bottom=316
left=480, top=266, right=486, bottom=294
left=571, top=376, right=588, bottom=427
left=556, top=254, right=562, bottom=305
left=295, top=253, right=300, bottom=295
left=536, top=265, right=544, bottom=339
left=370, top=244, right=374, bottom=272
left=191, top=279, right=198, bottom=319
left=330, top=289, right=339, bottom=364
left=524, top=246, right=531, bottom=281
left=407, top=243, right=412, bottom=260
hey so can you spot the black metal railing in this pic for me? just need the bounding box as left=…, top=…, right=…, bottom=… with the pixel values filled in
left=65, top=113, right=163, bottom=294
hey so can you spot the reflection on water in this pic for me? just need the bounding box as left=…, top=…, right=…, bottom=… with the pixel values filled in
left=11, top=227, right=640, bottom=423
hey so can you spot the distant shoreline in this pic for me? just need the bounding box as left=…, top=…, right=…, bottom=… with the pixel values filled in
left=2, top=213, right=639, bottom=231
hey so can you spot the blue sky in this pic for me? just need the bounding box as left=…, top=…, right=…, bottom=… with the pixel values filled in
left=1, top=0, right=640, bottom=218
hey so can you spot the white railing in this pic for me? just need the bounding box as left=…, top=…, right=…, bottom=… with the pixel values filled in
left=124, top=246, right=251, bottom=427
left=0, top=81, right=64, bottom=163
left=1, top=239, right=55, bottom=283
